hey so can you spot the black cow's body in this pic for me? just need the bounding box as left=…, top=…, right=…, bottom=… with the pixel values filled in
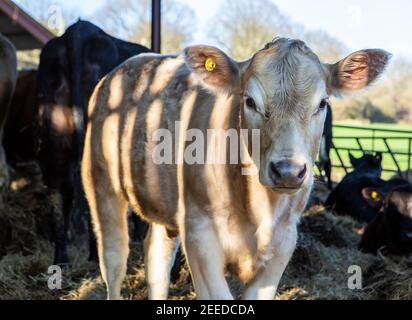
left=325, top=153, right=383, bottom=222
left=359, top=181, right=412, bottom=255
left=319, top=104, right=333, bottom=189
left=326, top=176, right=386, bottom=222
left=4, top=70, right=38, bottom=164
left=0, top=34, right=17, bottom=195
left=37, top=20, right=150, bottom=264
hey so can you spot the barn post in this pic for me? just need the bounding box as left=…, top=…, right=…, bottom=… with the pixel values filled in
left=151, top=0, right=161, bottom=53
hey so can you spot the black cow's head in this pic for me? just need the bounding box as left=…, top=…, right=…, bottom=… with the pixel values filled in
left=349, top=152, right=382, bottom=178
left=362, top=180, right=412, bottom=240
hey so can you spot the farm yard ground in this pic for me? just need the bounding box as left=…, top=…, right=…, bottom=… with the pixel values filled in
left=0, top=168, right=411, bottom=300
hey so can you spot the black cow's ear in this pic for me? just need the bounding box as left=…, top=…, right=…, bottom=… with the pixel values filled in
left=362, top=188, right=384, bottom=208
left=375, top=152, right=382, bottom=162
left=349, top=153, right=357, bottom=166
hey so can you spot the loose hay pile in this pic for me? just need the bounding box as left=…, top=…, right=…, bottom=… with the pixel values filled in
left=0, top=177, right=411, bottom=300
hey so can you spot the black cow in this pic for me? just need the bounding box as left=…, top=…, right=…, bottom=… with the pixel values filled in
left=325, top=152, right=383, bottom=222
left=37, top=20, right=150, bottom=264
left=4, top=70, right=38, bottom=165
left=0, top=34, right=17, bottom=196
left=359, top=179, right=412, bottom=255
left=318, top=103, right=333, bottom=189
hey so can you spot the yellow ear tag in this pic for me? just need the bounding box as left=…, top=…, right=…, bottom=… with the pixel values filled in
left=371, top=191, right=378, bottom=200
left=205, top=57, right=216, bottom=72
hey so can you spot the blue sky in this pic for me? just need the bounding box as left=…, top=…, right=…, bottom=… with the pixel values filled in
left=28, top=0, right=412, bottom=59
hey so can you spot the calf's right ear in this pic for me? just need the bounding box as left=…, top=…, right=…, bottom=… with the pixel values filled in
left=184, top=45, right=241, bottom=93
left=362, top=188, right=385, bottom=208
left=326, top=49, right=391, bottom=97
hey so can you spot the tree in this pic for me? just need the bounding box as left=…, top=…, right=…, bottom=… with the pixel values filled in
left=15, top=0, right=77, bottom=35
left=208, top=0, right=292, bottom=60
left=94, top=0, right=197, bottom=53
left=13, top=1, right=76, bottom=68
left=301, top=29, right=348, bottom=63
left=386, top=56, right=412, bottom=122
left=208, top=0, right=348, bottom=62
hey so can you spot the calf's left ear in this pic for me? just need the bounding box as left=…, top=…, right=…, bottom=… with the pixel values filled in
left=184, top=45, right=241, bottom=93
left=326, top=49, right=391, bottom=96
left=362, top=187, right=385, bottom=208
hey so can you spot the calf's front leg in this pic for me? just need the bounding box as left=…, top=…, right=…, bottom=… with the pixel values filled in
left=242, top=221, right=297, bottom=300
left=182, top=218, right=233, bottom=300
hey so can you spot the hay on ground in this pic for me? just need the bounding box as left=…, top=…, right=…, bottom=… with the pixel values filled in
left=1, top=174, right=411, bottom=300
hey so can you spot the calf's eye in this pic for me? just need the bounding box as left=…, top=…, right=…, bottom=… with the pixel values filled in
left=315, top=99, right=328, bottom=115
left=244, top=95, right=269, bottom=118
left=245, top=96, right=257, bottom=110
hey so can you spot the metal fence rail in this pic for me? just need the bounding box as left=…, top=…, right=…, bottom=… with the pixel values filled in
left=331, top=124, right=412, bottom=179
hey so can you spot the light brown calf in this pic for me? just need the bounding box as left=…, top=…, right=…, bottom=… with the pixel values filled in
left=82, top=38, right=390, bottom=300
left=0, top=34, right=17, bottom=197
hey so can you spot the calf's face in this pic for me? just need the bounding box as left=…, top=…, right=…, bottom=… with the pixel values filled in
left=184, top=39, right=390, bottom=193
left=242, top=39, right=390, bottom=193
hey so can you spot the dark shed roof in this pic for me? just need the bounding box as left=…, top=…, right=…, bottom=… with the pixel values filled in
left=0, top=0, right=54, bottom=50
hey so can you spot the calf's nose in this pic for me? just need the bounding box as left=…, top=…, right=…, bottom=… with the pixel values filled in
left=270, top=160, right=307, bottom=189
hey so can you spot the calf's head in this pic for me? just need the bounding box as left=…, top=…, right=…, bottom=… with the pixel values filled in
left=184, top=38, right=390, bottom=193
left=363, top=182, right=412, bottom=240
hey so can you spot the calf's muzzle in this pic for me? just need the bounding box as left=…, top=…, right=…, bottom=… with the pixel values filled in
left=269, top=160, right=307, bottom=190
